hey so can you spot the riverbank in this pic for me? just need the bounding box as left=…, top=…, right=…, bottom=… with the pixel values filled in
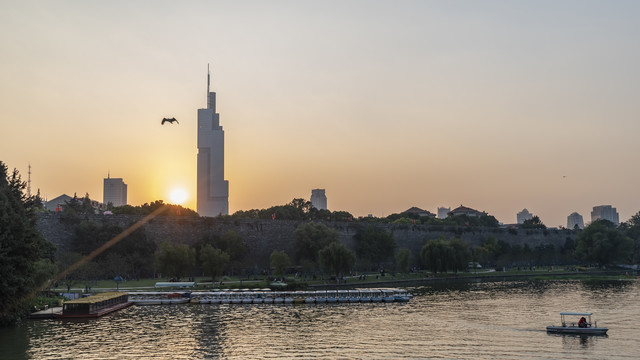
left=310, top=269, right=637, bottom=289
left=48, top=268, right=637, bottom=294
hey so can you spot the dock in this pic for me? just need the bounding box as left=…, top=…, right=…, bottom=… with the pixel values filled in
left=30, top=307, right=63, bottom=319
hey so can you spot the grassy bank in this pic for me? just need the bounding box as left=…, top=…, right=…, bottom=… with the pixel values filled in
left=47, top=267, right=637, bottom=294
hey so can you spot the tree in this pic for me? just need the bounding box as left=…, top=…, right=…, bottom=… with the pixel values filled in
left=200, top=244, right=230, bottom=282
left=521, top=216, right=546, bottom=229
left=623, top=211, right=640, bottom=264
left=216, top=230, right=249, bottom=262
left=575, top=220, right=633, bottom=267
left=57, top=252, right=84, bottom=293
left=0, top=161, right=56, bottom=325
left=109, top=226, right=157, bottom=279
left=353, top=226, right=396, bottom=270
left=420, top=237, right=470, bottom=274
left=318, top=242, right=356, bottom=278
left=270, top=250, right=291, bottom=279
left=293, top=222, right=338, bottom=264
left=156, top=242, right=196, bottom=280
left=395, top=248, right=412, bottom=273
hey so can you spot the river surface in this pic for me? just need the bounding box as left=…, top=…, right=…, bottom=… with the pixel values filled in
left=1, top=279, right=639, bottom=359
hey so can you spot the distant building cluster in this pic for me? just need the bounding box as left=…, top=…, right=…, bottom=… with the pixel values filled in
left=310, top=189, right=327, bottom=210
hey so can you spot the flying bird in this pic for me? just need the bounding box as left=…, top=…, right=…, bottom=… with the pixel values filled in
left=162, top=117, right=179, bottom=125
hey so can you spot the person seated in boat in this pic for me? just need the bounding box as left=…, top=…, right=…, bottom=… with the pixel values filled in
left=578, top=317, right=587, bottom=328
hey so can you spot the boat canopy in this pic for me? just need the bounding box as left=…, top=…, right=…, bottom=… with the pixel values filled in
left=560, top=312, right=592, bottom=316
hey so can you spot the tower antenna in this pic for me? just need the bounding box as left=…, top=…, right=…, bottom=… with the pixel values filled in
left=207, top=63, right=211, bottom=108
left=27, top=163, right=32, bottom=197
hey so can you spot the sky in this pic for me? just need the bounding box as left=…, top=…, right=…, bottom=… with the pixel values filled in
left=1, top=0, right=640, bottom=227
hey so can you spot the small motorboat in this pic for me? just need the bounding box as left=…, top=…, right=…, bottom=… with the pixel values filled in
left=546, top=312, right=608, bottom=335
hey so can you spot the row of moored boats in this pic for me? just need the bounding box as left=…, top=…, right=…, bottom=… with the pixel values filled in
left=129, top=289, right=412, bottom=305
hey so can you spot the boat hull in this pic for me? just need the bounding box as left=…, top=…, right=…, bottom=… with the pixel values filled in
left=546, top=326, right=608, bottom=335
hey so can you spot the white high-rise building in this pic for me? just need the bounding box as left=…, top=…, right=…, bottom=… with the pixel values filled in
left=437, top=207, right=450, bottom=219
left=517, top=208, right=533, bottom=224
left=591, top=205, right=619, bottom=225
left=310, top=189, right=327, bottom=210
left=103, top=175, right=127, bottom=207
left=197, top=65, right=229, bottom=217
left=567, top=212, right=584, bottom=229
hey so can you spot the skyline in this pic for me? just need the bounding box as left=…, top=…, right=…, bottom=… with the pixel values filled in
left=2, top=1, right=640, bottom=227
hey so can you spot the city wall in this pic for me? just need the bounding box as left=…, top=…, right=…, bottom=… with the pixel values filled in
left=37, top=213, right=577, bottom=268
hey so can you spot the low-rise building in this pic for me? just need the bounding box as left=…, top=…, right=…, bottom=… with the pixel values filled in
left=448, top=205, right=486, bottom=217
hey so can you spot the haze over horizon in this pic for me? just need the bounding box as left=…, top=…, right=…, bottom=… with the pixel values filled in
left=2, top=1, right=640, bottom=227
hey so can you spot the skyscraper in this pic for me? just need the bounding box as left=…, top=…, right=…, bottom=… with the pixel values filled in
left=310, top=189, right=327, bottom=210
left=197, top=65, right=229, bottom=216
left=567, top=212, right=584, bottom=229
left=517, top=208, right=533, bottom=224
left=103, top=175, right=127, bottom=207
left=590, top=205, right=619, bottom=225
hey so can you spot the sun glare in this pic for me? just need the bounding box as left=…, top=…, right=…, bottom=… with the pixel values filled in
left=169, top=188, right=188, bottom=205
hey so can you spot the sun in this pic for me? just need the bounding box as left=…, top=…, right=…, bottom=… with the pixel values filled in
left=169, top=188, right=188, bottom=205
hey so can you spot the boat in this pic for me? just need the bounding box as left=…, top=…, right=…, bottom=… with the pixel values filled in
left=315, top=290, right=328, bottom=304
left=394, top=289, right=410, bottom=302
left=348, top=290, right=360, bottom=303
left=382, top=289, right=395, bottom=303
left=337, top=290, right=349, bottom=303
left=326, top=290, right=338, bottom=303
left=58, top=292, right=132, bottom=318
left=546, top=312, right=608, bottom=335
left=359, top=290, right=372, bottom=303
left=370, top=289, right=382, bottom=303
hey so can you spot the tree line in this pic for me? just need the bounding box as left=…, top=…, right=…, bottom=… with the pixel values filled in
left=3, top=160, right=640, bottom=326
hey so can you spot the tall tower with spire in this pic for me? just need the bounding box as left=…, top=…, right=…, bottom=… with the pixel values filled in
left=197, top=64, right=229, bottom=216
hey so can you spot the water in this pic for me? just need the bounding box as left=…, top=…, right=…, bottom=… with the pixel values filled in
left=2, top=279, right=639, bottom=359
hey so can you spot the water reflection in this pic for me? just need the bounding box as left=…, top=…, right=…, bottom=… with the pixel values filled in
left=4, top=279, right=639, bottom=359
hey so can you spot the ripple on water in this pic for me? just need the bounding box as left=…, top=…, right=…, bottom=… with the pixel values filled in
left=8, top=280, right=639, bottom=359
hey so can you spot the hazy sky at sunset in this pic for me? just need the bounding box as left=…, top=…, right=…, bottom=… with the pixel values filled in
left=2, top=0, right=640, bottom=227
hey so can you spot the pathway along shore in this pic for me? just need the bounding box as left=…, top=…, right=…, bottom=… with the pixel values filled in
left=310, top=270, right=635, bottom=289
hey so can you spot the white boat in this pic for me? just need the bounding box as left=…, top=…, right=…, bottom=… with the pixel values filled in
left=337, top=290, right=349, bottom=303
left=370, top=289, right=382, bottom=303
left=394, top=289, right=410, bottom=302
left=284, top=292, right=294, bottom=304
left=348, top=290, right=360, bottom=303
left=315, top=290, right=328, bottom=304
left=326, top=290, right=338, bottom=303
left=546, top=312, right=608, bottom=335
left=242, top=292, right=254, bottom=304
left=359, top=290, right=372, bottom=303
left=273, top=291, right=284, bottom=304
left=382, top=290, right=395, bottom=303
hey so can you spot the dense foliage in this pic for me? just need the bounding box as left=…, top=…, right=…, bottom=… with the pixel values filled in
left=353, top=225, right=396, bottom=270
left=0, top=161, right=56, bottom=326
left=575, top=220, right=633, bottom=266
left=318, top=242, right=356, bottom=278
left=420, top=237, right=470, bottom=274
left=112, top=200, right=198, bottom=216
left=293, top=222, right=339, bottom=265
left=269, top=250, right=291, bottom=278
